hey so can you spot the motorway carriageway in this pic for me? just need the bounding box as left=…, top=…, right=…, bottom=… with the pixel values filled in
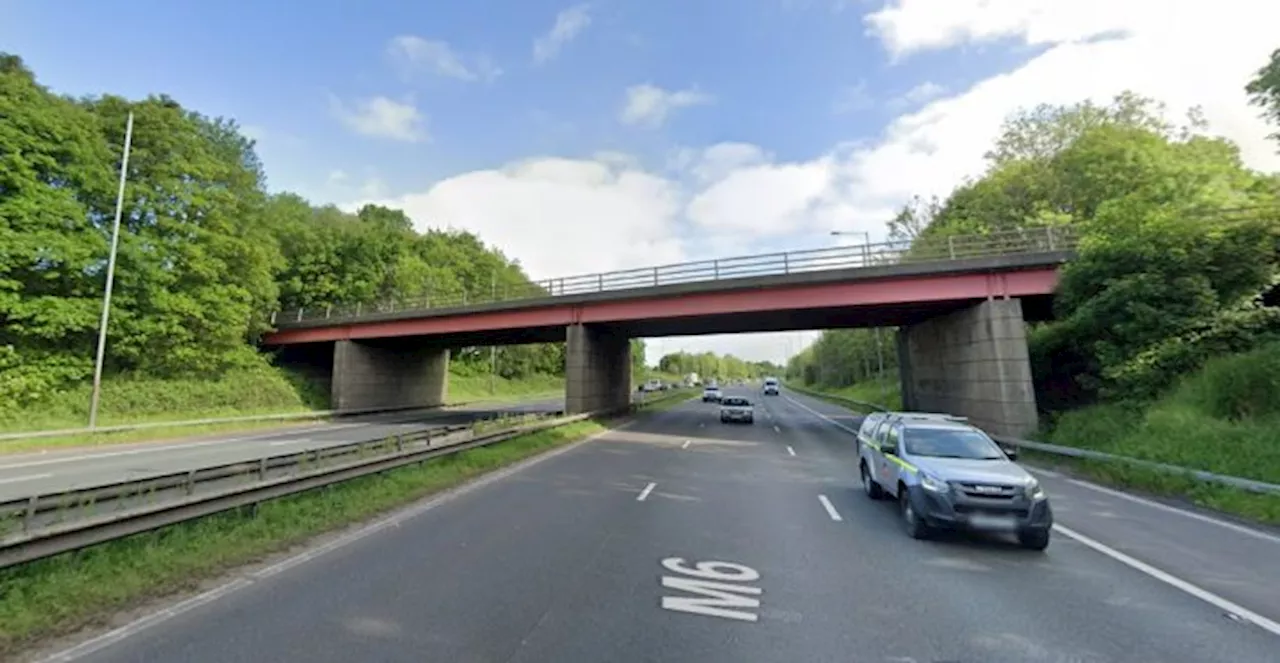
left=23, top=389, right=1280, bottom=663
left=0, top=399, right=564, bottom=501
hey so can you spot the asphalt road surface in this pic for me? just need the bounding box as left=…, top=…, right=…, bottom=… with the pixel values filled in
left=0, top=398, right=563, bottom=501
left=31, top=388, right=1280, bottom=663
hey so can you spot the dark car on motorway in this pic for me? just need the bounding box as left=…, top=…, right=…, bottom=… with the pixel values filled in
left=855, top=412, right=1053, bottom=550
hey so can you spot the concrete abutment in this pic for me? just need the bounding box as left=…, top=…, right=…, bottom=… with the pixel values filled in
left=565, top=323, right=632, bottom=415
left=331, top=340, right=450, bottom=412
left=898, top=299, right=1038, bottom=438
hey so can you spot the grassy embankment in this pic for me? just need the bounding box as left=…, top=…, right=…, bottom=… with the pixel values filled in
left=1034, top=342, right=1280, bottom=524
left=0, top=388, right=691, bottom=656
left=794, top=346, right=1280, bottom=526
left=0, top=363, right=565, bottom=454
left=793, top=375, right=903, bottom=411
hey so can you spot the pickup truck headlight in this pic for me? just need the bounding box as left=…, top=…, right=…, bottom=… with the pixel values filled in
left=1025, top=478, right=1046, bottom=500
left=920, top=473, right=949, bottom=493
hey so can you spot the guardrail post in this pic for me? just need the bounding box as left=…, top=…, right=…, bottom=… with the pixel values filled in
left=186, top=470, right=197, bottom=496
left=395, top=434, right=404, bottom=452
left=23, top=495, right=37, bottom=533
left=325, top=305, right=331, bottom=319
left=270, top=311, right=277, bottom=325
left=297, top=308, right=304, bottom=322
left=1046, top=226, right=1057, bottom=250
left=713, top=260, right=720, bottom=279
left=783, top=253, right=789, bottom=274
left=652, top=266, right=659, bottom=286
left=947, top=236, right=956, bottom=259
left=597, top=274, right=604, bottom=291
left=258, top=457, right=268, bottom=480
left=356, top=302, right=361, bottom=317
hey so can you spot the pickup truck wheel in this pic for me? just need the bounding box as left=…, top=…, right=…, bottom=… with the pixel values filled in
left=901, top=491, right=931, bottom=539
left=860, top=462, right=883, bottom=500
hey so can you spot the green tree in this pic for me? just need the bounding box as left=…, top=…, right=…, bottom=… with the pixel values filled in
left=1246, top=48, right=1280, bottom=146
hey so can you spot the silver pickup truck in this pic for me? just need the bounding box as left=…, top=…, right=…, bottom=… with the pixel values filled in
left=856, top=412, right=1053, bottom=550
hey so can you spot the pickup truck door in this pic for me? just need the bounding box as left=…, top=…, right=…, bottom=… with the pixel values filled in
left=877, top=423, right=903, bottom=499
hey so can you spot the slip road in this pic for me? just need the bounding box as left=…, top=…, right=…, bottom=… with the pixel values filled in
left=28, top=388, right=1280, bottom=663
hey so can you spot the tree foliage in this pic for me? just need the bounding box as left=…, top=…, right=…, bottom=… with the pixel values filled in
left=1247, top=48, right=1280, bottom=147
left=0, top=54, right=563, bottom=409
left=792, top=90, right=1280, bottom=413
left=655, top=351, right=781, bottom=381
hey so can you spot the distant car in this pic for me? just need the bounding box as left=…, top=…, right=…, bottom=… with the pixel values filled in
left=719, top=397, right=755, bottom=424
left=762, top=377, right=780, bottom=396
left=856, top=412, right=1052, bottom=550
left=642, top=379, right=664, bottom=393
left=702, top=386, right=723, bottom=402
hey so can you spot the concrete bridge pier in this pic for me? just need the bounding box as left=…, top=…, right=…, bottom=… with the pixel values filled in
left=331, top=340, right=450, bottom=412
left=898, top=298, right=1038, bottom=438
left=565, top=324, right=632, bottom=415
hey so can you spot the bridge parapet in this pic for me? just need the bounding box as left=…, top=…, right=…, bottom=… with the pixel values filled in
left=270, top=226, right=1079, bottom=327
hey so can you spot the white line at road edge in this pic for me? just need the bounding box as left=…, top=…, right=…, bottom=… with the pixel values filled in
left=35, top=418, right=642, bottom=663
left=786, top=446, right=796, bottom=457
left=637, top=482, right=657, bottom=501
left=0, top=472, right=52, bottom=485
left=1046, top=473, right=1280, bottom=546
left=817, top=494, right=843, bottom=521
left=784, top=395, right=860, bottom=435
left=1054, top=524, right=1280, bottom=636
left=681, top=440, right=691, bottom=450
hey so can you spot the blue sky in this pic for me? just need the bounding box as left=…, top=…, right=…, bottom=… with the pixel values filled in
left=3, top=0, right=1016, bottom=203
left=5, top=0, right=1277, bottom=362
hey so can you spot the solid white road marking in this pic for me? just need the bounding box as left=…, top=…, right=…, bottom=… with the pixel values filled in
left=0, top=472, right=52, bottom=485
left=1061, top=477, right=1280, bottom=545
left=1054, top=524, right=1280, bottom=636
left=817, top=494, right=843, bottom=521
left=660, top=558, right=762, bottom=622
left=786, top=446, right=796, bottom=457
left=268, top=439, right=309, bottom=447
left=784, top=396, right=860, bottom=435
left=681, top=440, right=691, bottom=450
left=637, top=482, right=657, bottom=501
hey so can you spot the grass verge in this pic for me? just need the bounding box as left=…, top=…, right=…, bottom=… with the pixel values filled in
left=0, top=417, right=611, bottom=656
left=788, top=379, right=898, bottom=412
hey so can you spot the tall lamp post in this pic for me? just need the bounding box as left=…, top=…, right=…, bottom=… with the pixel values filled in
left=829, top=229, right=886, bottom=388
left=88, top=112, right=135, bottom=429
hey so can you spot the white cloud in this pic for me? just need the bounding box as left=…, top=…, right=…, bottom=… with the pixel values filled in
left=348, top=156, right=686, bottom=278
left=386, top=36, right=501, bottom=82
left=832, top=81, right=874, bottom=114
left=620, top=84, right=714, bottom=128
left=330, top=95, right=428, bottom=143
left=864, top=0, right=1160, bottom=59
left=327, top=169, right=348, bottom=184
left=533, top=4, right=592, bottom=65
left=891, top=81, right=946, bottom=109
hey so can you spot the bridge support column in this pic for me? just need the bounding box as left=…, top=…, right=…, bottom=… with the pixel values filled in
left=331, top=340, right=449, bottom=412
left=565, top=324, right=632, bottom=415
left=898, top=299, right=1038, bottom=437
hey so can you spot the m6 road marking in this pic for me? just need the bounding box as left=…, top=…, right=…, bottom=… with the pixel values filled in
left=660, top=557, right=762, bottom=622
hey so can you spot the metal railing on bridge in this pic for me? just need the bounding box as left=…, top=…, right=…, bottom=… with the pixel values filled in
left=271, top=225, right=1078, bottom=325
